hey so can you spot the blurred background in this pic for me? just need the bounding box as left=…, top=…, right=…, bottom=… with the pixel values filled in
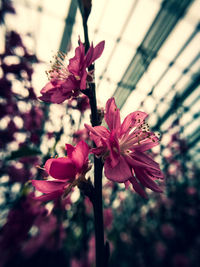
left=0, top=0, right=200, bottom=266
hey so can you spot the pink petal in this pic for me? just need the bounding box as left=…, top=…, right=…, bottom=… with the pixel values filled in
left=129, top=176, right=147, bottom=198
left=107, top=132, right=120, bottom=167
left=68, top=40, right=85, bottom=75
left=120, top=111, right=148, bottom=136
left=66, top=141, right=89, bottom=171
left=84, top=124, right=110, bottom=147
left=31, top=180, right=66, bottom=193
left=85, top=43, right=94, bottom=67
left=131, top=136, right=159, bottom=152
left=45, top=157, right=76, bottom=180
left=105, top=98, right=121, bottom=131
left=84, top=124, right=110, bottom=139
left=125, top=152, right=160, bottom=171
left=85, top=41, right=105, bottom=67
left=62, top=75, right=80, bottom=91
left=33, top=190, right=63, bottom=202
left=90, top=146, right=106, bottom=156
left=104, top=155, right=132, bottom=182
left=49, top=88, right=69, bottom=104
left=148, top=168, right=164, bottom=179
left=134, top=168, right=163, bottom=193
left=40, top=82, right=55, bottom=94
left=39, top=80, right=74, bottom=104
left=92, top=41, right=105, bottom=62
left=80, top=70, right=88, bottom=90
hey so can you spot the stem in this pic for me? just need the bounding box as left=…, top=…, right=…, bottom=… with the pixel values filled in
left=88, top=83, right=105, bottom=267
left=93, top=156, right=104, bottom=267
left=79, top=8, right=106, bottom=266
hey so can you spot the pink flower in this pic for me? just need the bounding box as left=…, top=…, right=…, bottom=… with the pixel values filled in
left=32, top=141, right=89, bottom=201
left=39, top=39, right=105, bottom=104
left=85, top=97, right=163, bottom=198
left=67, top=94, right=90, bottom=113
left=103, top=208, right=113, bottom=229
left=72, top=128, right=90, bottom=144
left=39, top=77, right=80, bottom=104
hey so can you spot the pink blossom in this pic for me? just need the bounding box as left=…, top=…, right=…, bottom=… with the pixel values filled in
left=173, top=254, right=190, bottom=267
left=67, top=95, right=90, bottom=113
left=161, top=223, right=175, bottom=239
left=103, top=208, right=113, bottom=229
left=32, top=141, right=89, bottom=201
left=72, top=128, right=90, bottom=144
left=155, top=241, right=167, bottom=259
left=85, top=97, right=163, bottom=198
left=39, top=39, right=105, bottom=104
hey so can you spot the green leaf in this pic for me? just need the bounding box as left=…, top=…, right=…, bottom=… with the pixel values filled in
left=6, top=146, right=41, bottom=160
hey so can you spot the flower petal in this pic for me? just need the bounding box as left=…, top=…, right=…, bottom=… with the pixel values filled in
left=104, top=155, right=132, bottom=182
left=134, top=168, right=163, bottom=193
left=105, top=98, right=121, bottom=131
left=90, top=146, right=106, bottom=156
left=84, top=124, right=110, bottom=139
left=107, top=132, right=120, bottom=167
left=129, top=176, right=147, bottom=198
left=68, top=40, right=85, bottom=75
left=85, top=41, right=105, bottom=67
left=84, top=124, right=110, bottom=147
left=120, top=111, right=148, bottom=136
left=45, top=157, right=76, bottom=180
left=125, top=152, right=160, bottom=171
left=31, top=180, right=66, bottom=193
left=65, top=141, right=89, bottom=171
left=131, top=136, right=159, bottom=152
left=33, top=190, right=63, bottom=202
left=39, top=80, right=75, bottom=104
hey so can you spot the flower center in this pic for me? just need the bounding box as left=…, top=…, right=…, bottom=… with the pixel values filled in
left=46, top=51, right=71, bottom=80
left=119, top=121, right=158, bottom=154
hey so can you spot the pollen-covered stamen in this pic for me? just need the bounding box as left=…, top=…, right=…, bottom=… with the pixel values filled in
left=46, top=51, right=71, bottom=80
left=139, top=122, right=150, bottom=132
left=36, top=165, right=45, bottom=171
left=119, top=121, right=159, bottom=153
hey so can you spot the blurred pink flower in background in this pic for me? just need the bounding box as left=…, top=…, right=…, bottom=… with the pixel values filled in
left=155, top=241, right=167, bottom=259
left=72, top=128, right=90, bottom=145
left=161, top=223, right=175, bottom=239
left=67, top=95, right=90, bottom=113
left=173, top=254, right=190, bottom=267
left=103, top=208, right=113, bottom=229
left=22, top=212, right=66, bottom=257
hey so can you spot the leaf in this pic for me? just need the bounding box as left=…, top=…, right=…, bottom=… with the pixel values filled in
left=6, top=146, right=41, bottom=160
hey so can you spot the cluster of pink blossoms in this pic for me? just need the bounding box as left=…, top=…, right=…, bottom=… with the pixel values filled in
left=33, top=39, right=163, bottom=200
left=39, top=39, right=105, bottom=104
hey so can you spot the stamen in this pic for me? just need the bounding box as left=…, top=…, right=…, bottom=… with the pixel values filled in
left=46, top=51, right=70, bottom=81
left=36, top=165, right=45, bottom=171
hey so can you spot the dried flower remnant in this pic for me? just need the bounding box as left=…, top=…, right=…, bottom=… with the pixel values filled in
left=39, top=39, right=105, bottom=104
left=85, top=97, right=163, bottom=198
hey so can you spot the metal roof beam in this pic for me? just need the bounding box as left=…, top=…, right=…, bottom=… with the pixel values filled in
left=112, top=0, right=194, bottom=109
left=59, top=0, right=78, bottom=53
